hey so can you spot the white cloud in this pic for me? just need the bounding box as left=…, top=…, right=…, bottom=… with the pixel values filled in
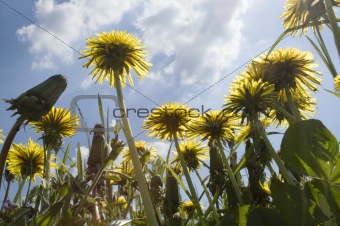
left=135, top=0, right=250, bottom=86
left=17, top=0, right=138, bottom=69
left=17, top=0, right=250, bottom=89
left=152, top=141, right=171, bottom=159
left=78, top=145, right=89, bottom=162
left=80, top=76, right=93, bottom=90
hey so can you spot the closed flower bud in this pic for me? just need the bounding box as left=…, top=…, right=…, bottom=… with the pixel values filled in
left=5, top=74, right=67, bottom=122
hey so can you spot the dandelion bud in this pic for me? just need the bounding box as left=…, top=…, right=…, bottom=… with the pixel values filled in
left=5, top=74, right=67, bottom=122
left=87, top=124, right=109, bottom=170
left=164, top=173, right=180, bottom=217
left=150, top=174, right=163, bottom=189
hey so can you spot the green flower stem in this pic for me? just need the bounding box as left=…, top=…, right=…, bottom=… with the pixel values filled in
left=218, top=148, right=243, bottom=204
left=284, top=86, right=302, bottom=121
left=0, top=116, right=26, bottom=187
left=13, top=178, right=25, bottom=203
left=74, top=163, right=105, bottom=218
left=23, top=176, right=32, bottom=206
left=254, top=117, right=296, bottom=185
left=1, top=180, right=11, bottom=209
left=113, top=71, right=158, bottom=226
left=173, top=133, right=206, bottom=225
left=266, top=162, right=275, bottom=176
left=194, top=169, right=220, bottom=225
left=275, top=104, right=297, bottom=125
left=325, top=0, right=340, bottom=60
left=43, top=143, right=53, bottom=194
left=202, top=187, right=221, bottom=219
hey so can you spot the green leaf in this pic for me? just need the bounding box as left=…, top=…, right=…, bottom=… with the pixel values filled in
left=281, top=119, right=339, bottom=180
left=77, top=142, right=83, bottom=181
left=98, top=93, right=105, bottom=126
left=325, top=89, right=340, bottom=99
left=239, top=205, right=250, bottom=226
left=36, top=201, right=64, bottom=226
left=313, top=179, right=340, bottom=224
left=246, top=207, right=285, bottom=226
left=329, top=157, right=340, bottom=184
left=271, top=179, right=328, bottom=226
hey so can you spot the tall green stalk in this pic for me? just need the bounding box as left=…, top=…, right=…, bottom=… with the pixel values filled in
left=13, top=178, right=25, bottom=203
left=23, top=176, right=32, bottom=206
left=113, top=71, right=158, bottom=226
left=173, top=133, right=206, bottom=225
left=0, top=116, right=25, bottom=187
left=253, top=117, right=296, bottom=185
left=218, top=148, right=243, bottom=204
left=324, top=0, right=340, bottom=60
left=194, top=169, right=220, bottom=224
left=44, top=143, right=53, bottom=192
left=284, top=86, right=302, bottom=121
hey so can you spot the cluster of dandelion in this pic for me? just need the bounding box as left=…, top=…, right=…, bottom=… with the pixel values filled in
left=1, top=0, right=340, bottom=225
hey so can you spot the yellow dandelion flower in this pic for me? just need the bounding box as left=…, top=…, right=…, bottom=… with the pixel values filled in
left=116, top=196, right=128, bottom=209
left=118, top=161, right=135, bottom=177
left=281, top=0, right=340, bottom=35
left=181, top=200, right=204, bottom=217
left=30, top=107, right=79, bottom=150
left=0, top=129, right=5, bottom=144
left=187, top=110, right=236, bottom=144
left=6, top=138, right=57, bottom=182
left=122, top=140, right=157, bottom=165
left=142, top=102, right=191, bottom=141
left=80, top=30, right=152, bottom=88
left=171, top=140, right=209, bottom=171
left=334, top=75, right=340, bottom=93
left=260, top=48, right=321, bottom=93
left=223, top=77, right=278, bottom=123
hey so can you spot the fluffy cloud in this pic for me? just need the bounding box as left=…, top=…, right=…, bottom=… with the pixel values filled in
left=135, top=0, right=250, bottom=85
left=17, top=0, right=138, bottom=69
left=152, top=141, right=171, bottom=159
left=17, top=0, right=250, bottom=88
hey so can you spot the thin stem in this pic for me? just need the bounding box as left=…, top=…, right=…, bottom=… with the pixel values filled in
left=194, top=169, right=220, bottom=225
left=218, top=147, right=243, bottom=204
left=0, top=116, right=25, bottom=187
left=74, top=164, right=105, bottom=217
left=44, top=143, right=53, bottom=192
left=266, top=163, right=275, bottom=176
left=274, top=104, right=297, bottom=125
left=23, top=177, right=32, bottom=206
left=284, top=86, right=302, bottom=121
left=173, top=134, right=206, bottom=217
left=13, top=178, right=25, bottom=203
left=113, top=71, right=158, bottom=226
left=325, top=0, right=340, bottom=60
left=254, top=117, right=296, bottom=185
left=1, top=179, right=11, bottom=209
left=202, top=187, right=221, bottom=219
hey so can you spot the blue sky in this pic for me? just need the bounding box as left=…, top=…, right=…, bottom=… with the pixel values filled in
left=1, top=0, right=340, bottom=200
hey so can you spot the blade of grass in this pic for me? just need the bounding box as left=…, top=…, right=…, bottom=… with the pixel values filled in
left=325, top=0, right=340, bottom=60
left=106, top=106, right=110, bottom=142
left=76, top=103, right=91, bottom=149
left=314, top=28, right=337, bottom=76
left=306, top=36, right=334, bottom=76
left=77, top=143, right=83, bottom=181
left=157, top=155, right=190, bottom=198
left=98, top=93, right=105, bottom=126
